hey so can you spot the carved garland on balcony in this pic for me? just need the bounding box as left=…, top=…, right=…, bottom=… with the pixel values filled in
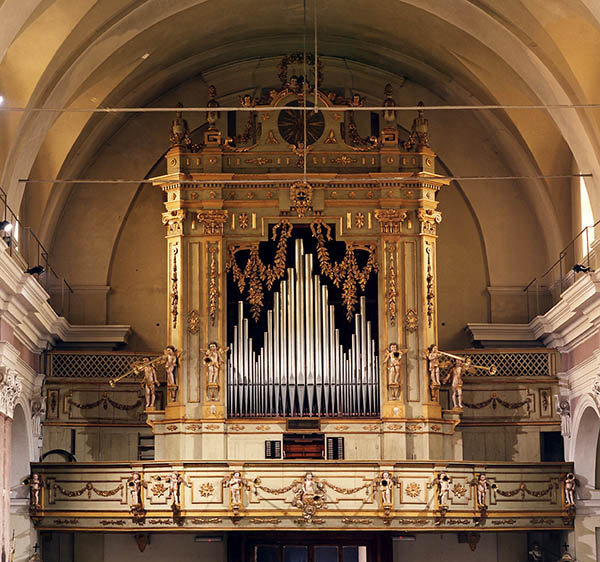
left=311, top=220, right=378, bottom=321
left=491, top=482, right=555, bottom=499
left=68, top=392, right=142, bottom=411
left=54, top=482, right=124, bottom=499
left=463, top=393, right=531, bottom=411
left=226, top=220, right=293, bottom=321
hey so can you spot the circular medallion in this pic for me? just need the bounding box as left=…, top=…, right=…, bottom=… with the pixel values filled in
left=277, top=101, right=325, bottom=145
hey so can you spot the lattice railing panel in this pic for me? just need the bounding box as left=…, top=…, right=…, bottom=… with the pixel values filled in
left=49, top=352, right=160, bottom=378
left=439, top=350, right=557, bottom=379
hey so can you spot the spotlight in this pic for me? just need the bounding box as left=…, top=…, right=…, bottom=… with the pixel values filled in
left=0, top=95, right=4, bottom=105
left=573, top=264, right=592, bottom=273
left=26, top=265, right=45, bottom=275
left=0, top=220, right=13, bottom=233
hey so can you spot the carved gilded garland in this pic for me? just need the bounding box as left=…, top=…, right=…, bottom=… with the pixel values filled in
left=207, top=243, right=219, bottom=325
left=170, top=244, right=179, bottom=328
left=385, top=242, right=398, bottom=326
left=226, top=220, right=293, bottom=321
left=425, top=242, right=434, bottom=327
left=310, top=220, right=378, bottom=321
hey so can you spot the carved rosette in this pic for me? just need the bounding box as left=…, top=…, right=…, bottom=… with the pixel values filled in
left=0, top=367, right=22, bottom=419
left=161, top=209, right=186, bottom=236
left=196, top=210, right=229, bottom=235
left=374, top=209, right=408, bottom=234
left=417, top=208, right=442, bottom=235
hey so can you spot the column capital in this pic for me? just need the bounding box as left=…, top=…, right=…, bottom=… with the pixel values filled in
left=0, top=367, right=22, bottom=419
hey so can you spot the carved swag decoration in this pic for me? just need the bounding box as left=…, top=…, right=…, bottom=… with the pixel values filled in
left=227, top=220, right=378, bottom=322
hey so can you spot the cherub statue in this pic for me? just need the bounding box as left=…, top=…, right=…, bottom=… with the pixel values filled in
left=444, top=357, right=472, bottom=409
left=166, top=471, right=190, bottom=508
left=425, top=344, right=442, bottom=401
left=564, top=472, right=577, bottom=506
left=31, top=394, right=46, bottom=439
left=224, top=471, right=247, bottom=508
left=383, top=343, right=406, bottom=400
left=163, top=346, right=180, bottom=402
left=432, top=471, right=452, bottom=507
left=556, top=396, right=571, bottom=437
left=127, top=471, right=147, bottom=509
left=475, top=473, right=488, bottom=508
left=141, top=358, right=159, bottom=409
left=202, top=343, right=229, bottom=401
left=27, top=473, right=42, bottom=507
left=378, top=471, right=395, bottom=506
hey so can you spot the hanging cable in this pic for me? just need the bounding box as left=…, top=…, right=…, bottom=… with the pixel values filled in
left=303, top=0, right=308, bottom=182
left=16, top=174, right=592, bottom=185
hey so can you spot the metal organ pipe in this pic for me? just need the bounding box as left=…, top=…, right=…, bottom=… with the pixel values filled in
left=228, top=240, right=379, bottom=417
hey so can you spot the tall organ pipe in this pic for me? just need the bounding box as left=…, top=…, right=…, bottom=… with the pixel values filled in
left=228, top=239, right=379, bottom=417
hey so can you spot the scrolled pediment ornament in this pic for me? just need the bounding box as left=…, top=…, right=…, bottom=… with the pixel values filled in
left=0, top=367, right=22, bottom=418
left=196, top=210, right=229, bottom=235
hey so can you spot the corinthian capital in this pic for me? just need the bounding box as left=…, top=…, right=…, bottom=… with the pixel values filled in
left=0, top=367, right=22, bottom=419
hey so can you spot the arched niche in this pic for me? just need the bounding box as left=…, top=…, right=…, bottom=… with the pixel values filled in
left=9, top=403, right=31, bottom=500
left=573, top=405, right=600, bottom=498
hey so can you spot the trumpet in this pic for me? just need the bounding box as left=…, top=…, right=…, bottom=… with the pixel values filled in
left=108, top=355, right=165, bottom=387
left=438, top=350, right=497, bottom=375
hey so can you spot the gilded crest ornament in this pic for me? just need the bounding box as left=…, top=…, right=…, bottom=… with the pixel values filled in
left=290, top=182, right=313, bottom=217
left=405, top=309, right=418, bottom=332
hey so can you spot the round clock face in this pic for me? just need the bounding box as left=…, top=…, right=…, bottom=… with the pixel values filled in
left=277, top=100, right=325, bottom=145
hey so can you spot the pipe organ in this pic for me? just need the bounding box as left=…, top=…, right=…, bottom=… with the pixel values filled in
left=228, top=238, right=379, bottom=417
left=150, top=58, right=459, bottom=461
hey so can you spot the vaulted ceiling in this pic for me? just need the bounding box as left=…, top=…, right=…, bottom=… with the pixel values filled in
left=1, top=0, right=599, bottom=297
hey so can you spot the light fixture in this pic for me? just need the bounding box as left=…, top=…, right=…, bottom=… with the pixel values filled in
left=0, top=95, right=4, bottom=105
left=573, top=263, right=592, bottom=273
left=26, top=265, right=45, bottom=275
left=0, top=220, right=13, bottom=233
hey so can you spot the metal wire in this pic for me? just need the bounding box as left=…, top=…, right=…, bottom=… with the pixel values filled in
left=17, top=174, right=592, bottom=185
left=3, top=103, right=600, bottom=114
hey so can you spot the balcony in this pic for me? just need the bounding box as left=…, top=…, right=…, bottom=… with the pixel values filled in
left=30, top=460, right=573, bottom=532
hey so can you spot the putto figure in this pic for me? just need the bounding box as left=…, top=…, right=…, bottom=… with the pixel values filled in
left=432, top=471, right=451, bottom=508
left=141, top=358, right=159, bottom=409
left=383, top=343, right=406, bottom=400
left=166, top=471, right=189, bottom=509
left=28, top=473, right=42, bottom=508
left=564, top=472, right=577, bottom=506
left=127, top=471, right=147, bottom=515
left=476, top=473, right=489, bottom=508
left=224, top=471, right=247, bottom=510
left=203, top=343, right=229, bottom=401
left=378, top=471, right=395, bottom=506
left=444, top=357, right=471, bottom=409
left=425, top=344, right=442, bottom=401
left=163, top=346, right=180, bottom=402
left=292, top=472, right=327, bottom=522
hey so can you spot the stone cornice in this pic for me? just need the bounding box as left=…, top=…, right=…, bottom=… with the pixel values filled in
left=0, top=239, right=131, bottom=352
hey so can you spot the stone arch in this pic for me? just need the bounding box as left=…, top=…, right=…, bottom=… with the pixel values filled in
left=571, top=398, right=600, bottom=497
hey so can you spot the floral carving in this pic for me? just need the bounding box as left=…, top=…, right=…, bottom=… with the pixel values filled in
left=207, top=243, right=219, bottom=325
left=196, top=210, right=229, bottom=235
left=405, top=482, right=421, bottom=497
left=386, top=242, right=397, bottom=326
left=374, top=209, right=408, bottom=234
left=405, top=309, right=418, bottom=332
left=452, top=483, right=467, bottom=498
left=200, top=483, right=215, bottom=497
left=187, top=310, right=201, bottom=334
